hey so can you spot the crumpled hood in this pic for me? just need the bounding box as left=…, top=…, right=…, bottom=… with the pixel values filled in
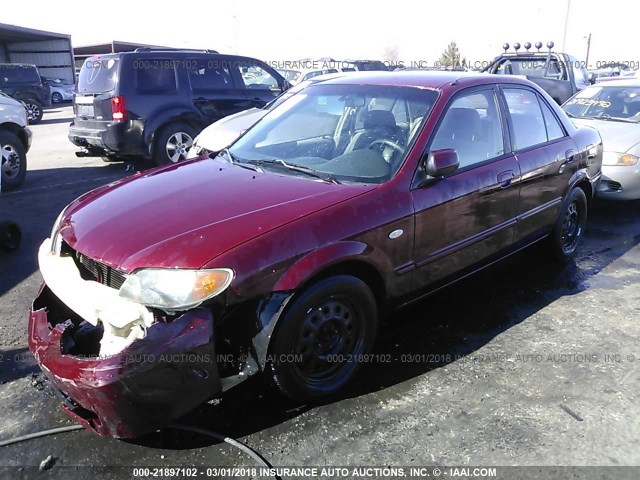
left=571, top=118, right=640, bottom=153
left=59, top=158, right=373, bottom=272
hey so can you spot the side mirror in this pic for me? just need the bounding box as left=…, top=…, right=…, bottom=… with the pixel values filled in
left=588, top=72, right=597, bottom=84
left=425, top=148, right=459, bottom=177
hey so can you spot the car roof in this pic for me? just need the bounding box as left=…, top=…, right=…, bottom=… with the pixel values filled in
left=314, top=70, right=536, bottom=89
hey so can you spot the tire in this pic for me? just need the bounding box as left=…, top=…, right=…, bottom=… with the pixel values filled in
left=550, top=187, right=588, bottom=260
left=0, top=131, right=27, bottom=191
left=23, top=99, right=44, bottom=124
left=152, top=123, right=198, bottom=166
left=0, top=221, right=21, bottom=251
left=52, top=92, right=63, bottom=104
left=269, top=275, right=378, bottom=401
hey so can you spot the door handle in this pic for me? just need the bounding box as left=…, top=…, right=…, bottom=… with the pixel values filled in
left=497, top=170, right=515, bottom=188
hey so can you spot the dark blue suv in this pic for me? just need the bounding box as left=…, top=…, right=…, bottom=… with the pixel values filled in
left=69, top=50, right=288, bottom=165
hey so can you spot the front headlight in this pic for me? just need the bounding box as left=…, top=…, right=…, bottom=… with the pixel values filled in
left=118, top=268, right=234, bottom=311
left=603, top=151, right=639, bottom=166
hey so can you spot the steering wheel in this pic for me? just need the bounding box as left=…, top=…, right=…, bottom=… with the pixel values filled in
left=368, top=139, right=405, bottom=155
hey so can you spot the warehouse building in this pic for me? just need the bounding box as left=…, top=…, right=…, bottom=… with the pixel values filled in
left=0, top=23, right=75, bottom=83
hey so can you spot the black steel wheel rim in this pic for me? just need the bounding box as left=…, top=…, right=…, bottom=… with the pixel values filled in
left=561, top=200, right=583, bottom=253
left=294, top=297, right=364, bottom=388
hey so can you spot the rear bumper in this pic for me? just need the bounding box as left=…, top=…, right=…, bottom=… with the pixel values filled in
left=28, top=285, right=221, bottom=438
left=68, top=121, right=144, bottom=157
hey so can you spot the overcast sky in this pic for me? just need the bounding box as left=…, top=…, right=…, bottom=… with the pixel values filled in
left=3, top=0, right=638, bottom=69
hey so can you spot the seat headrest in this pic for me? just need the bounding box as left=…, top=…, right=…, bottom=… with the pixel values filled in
left=364, top=109, right=397, bottom=130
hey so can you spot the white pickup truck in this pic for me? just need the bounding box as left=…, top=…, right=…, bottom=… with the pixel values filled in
left=0, top=91, right=31, bottom=191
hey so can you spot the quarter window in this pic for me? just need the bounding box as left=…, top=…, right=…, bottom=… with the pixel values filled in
left=503, top=88, right=547, bottom=150
left=135, top=59, right=176, bottom=92
left=540, top=100, right=565, bottom=141
left=430, top=90, right=505, bottom=168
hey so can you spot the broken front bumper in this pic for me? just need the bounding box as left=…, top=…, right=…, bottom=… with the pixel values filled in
left=28, top=286, right=221, bottom=438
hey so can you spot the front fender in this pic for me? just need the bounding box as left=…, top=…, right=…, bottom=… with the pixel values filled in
left=272, top=240, right=377, bottom=291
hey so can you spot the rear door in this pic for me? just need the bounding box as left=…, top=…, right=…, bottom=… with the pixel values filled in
left=499, top=86, right=578, bottom=243
left=187, top=56, right=248, bottom=125
left=410, top=86, right=521, bottom=287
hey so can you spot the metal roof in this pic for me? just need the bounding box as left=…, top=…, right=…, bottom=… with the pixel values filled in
left=0, top=22, right=70, bottom=42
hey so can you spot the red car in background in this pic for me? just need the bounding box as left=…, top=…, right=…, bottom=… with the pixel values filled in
left=29, top=71, right=602, bottom=438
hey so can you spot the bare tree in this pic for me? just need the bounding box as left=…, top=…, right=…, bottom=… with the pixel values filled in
left=383, top=45, right=400, bottom=65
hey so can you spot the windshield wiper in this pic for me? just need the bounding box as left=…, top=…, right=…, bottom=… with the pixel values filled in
left=592, top=114, right=638, bottom=123
left=219, top=148, right=263, bottom=172
left=247, top=159, right=341, bottom=184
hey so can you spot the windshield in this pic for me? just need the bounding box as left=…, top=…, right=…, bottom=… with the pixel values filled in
left=78, top=57, right=119, bottom=93
left=0, top=65, right=40, bottom=84
left=229, top=84, right=438, bottom=184
left=563, top=85, right=640, bottom=122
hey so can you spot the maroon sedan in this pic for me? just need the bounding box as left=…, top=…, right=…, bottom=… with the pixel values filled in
left=29, top=72, right=602, bottom=437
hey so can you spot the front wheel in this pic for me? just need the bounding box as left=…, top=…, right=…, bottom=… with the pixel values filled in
left=550, top=187, right=588, bottom=260
left=152, top=123, right=197, bottom=166
left=24, top=100, right=43, bottom=124
left=0, top=131, right=27, bottom=191
left=52, top=92, right=63, bottom=104
left=269, top=275, right=378, bottom=401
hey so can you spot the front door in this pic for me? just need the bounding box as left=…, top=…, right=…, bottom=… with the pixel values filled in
left=410, top=86, right=521, bottom=288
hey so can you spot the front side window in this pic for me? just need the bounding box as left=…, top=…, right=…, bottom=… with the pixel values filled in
left=229, top=84, right=438, bottom=184
left=240, top=62, right=280, bottom=89
left=503, top=88, right=547, bottom=150
left=430, top=89, right=505, bottom=168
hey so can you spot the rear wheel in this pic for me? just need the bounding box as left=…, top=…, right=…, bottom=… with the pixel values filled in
left=269, top=275, right=378, bottom=401
left=152, top=123, right=197, bottom=166
left=0, top=131, right=27, bottom=191
left=550, top=187, right=588, bottom=260
left=23, top=99, right=43, bottom=124
left=52, top=92, right=63, bottom=104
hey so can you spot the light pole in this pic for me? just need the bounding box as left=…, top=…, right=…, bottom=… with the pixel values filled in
left=585, top=33, right=592, bottom=68
left=562, top=0, right=572, bottom=51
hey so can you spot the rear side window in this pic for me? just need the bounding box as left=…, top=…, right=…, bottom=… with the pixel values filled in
left=188, top=59, right=233, bottom=91
left=0, top=65, right=40, bottom=84
left=503, top=88, right=547, bottom=150
left=78, top=58, right=119, bottom=93
left=135, top=59, right=177, bottom=92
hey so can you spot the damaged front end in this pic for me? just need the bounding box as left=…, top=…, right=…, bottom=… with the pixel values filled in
left=28, top=238, right=294, bottom=438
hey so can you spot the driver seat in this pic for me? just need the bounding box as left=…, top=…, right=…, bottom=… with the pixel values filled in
left=343, top=110, right=405, bottom=156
